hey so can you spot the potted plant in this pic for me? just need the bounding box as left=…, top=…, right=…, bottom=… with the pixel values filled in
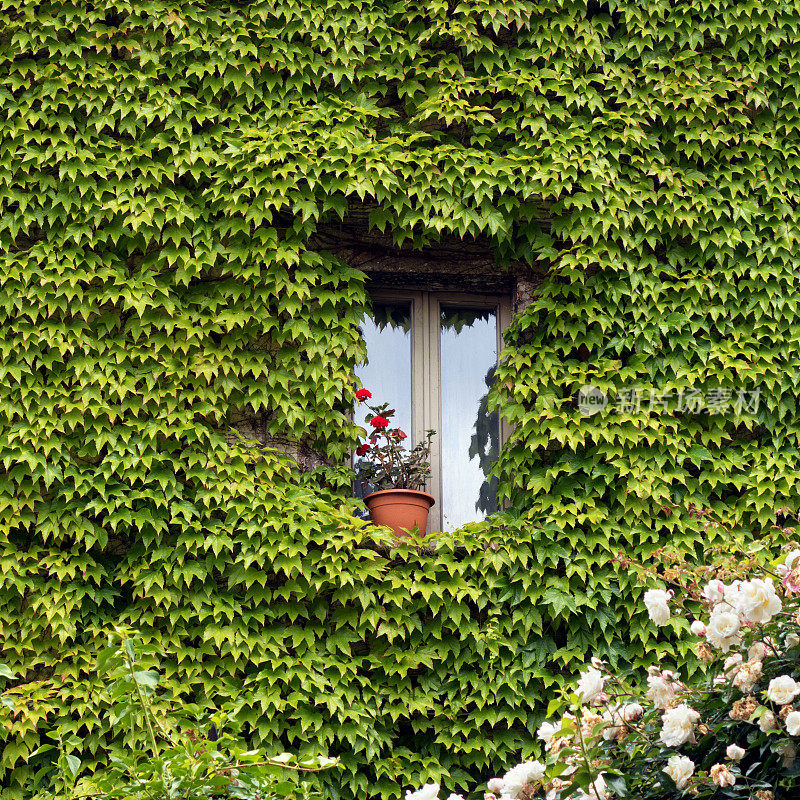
left=353, top=388, right=436, bottom=537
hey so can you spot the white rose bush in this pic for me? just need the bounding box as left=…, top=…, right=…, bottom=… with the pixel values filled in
left=402, top=524, right=800, bottom=799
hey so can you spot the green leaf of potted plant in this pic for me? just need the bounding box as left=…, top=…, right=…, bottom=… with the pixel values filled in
left=353, top=388, right=436, bottom=537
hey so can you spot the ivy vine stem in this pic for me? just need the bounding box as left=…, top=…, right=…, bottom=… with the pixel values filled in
left=120, top=639, right=160, bottom=759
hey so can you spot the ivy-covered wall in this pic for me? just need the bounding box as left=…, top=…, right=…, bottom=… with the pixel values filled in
left=3, top=0, right=800, bottom=797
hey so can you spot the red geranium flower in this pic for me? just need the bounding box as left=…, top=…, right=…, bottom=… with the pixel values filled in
left=397, top=430, right=407, bottom=439
left=355, top=443, right=370, bottom=457
left=370, top=437, right=377, bottom=445
left=356, top=388, right=372, bottom=401
left=370, top=415, right=389, bottom=429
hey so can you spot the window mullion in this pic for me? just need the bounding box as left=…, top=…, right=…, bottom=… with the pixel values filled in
left=410, top=291, right=427, bottom=464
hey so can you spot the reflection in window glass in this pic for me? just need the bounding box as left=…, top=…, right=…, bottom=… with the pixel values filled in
left=440, top=306, right=499, bottom=530
left=354, top=302, right=412, bottom=498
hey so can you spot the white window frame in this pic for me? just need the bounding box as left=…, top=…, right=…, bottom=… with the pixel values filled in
left=367, top=289, right=512, bottom=531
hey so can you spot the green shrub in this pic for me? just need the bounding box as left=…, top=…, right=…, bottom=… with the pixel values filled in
left=2, top=633, right=337, bottom=799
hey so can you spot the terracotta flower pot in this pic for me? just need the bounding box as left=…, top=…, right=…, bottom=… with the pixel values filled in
left=363, top=488, right=435, bottom=537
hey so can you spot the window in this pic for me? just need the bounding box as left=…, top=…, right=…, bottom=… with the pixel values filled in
left=355, top=291, right=511, bottom=532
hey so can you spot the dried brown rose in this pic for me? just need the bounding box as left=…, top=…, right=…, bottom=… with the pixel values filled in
left=729, top=696, right=758, bottom=721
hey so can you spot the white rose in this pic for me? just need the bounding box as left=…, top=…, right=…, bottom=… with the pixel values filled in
left=524, top=761, right=546, bottom=783
left=785, top=548, right=800, bottom=570
left=735, top=578, right=782, bottom=623
left=724, top=653, right=743, bottom=675
left=406, top=784, right=440, bottom=800
left=659, top=704, right=700, bottom=747
left=710, top=763, right=736, bottom=788
left=766, top=675, right=800, bottom=705
left=787, top=633, right=800, bottom=650
left=706, top=606, right=741, bottom=652
left=576, top=667, right=605, bottom=703
left=663, top=755, right=694, bottom=789
left=759, top=710, right=779, bottom=732
left=786, top=711, right=800, bottom=736
left=644, top=589, right=672, bottom=626
left=647, top=675, right=676, bottom=710
left=748, top=641, right=769, bottom=661
left=721, top=581, right=743, bottom=612
left=690, top=620, right=706, bottom=636
left=446, top=795, right=465, bottom=800
left=620, top=702, right=643, bottom=722
left=601, top=708, right=622, bottom=741
left=703, top=580, right=726, bottom=603
left=536, top=721, right=560, bottom=747
left=500, top=761, right=545, bottom=799
left=733, top=660, right=762, bottom=694
left=726, top=744, right=745, bottom=761
left=588, top=773, right=607, bottom=800
left=574, top=774, right=607, bottom=800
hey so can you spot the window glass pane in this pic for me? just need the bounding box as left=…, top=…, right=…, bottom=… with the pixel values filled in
left=440, top=306, right=499, bottom=530
left=354, top=302, right=413, bottom=497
